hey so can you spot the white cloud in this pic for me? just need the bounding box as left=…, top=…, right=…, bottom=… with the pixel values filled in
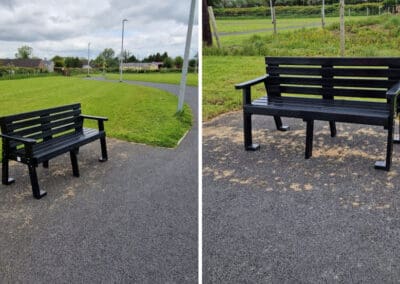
left=0, top=0, right=198, bottom=59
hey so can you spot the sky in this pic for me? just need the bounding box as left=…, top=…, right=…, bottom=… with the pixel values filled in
left=0, top=0, right=198, bottom=60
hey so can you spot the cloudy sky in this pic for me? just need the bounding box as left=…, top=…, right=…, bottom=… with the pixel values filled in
left=0, top=0, right=198, bottom=60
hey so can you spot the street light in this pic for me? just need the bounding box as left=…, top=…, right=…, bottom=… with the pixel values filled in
left=120, top=19, right=128, bottom=82
left=87, top=42, right=90, bottom=77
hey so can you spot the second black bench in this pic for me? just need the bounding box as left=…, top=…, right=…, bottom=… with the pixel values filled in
left=1, top=103, right=108, bottom=199
left=235, top=57, right=400, bottom=171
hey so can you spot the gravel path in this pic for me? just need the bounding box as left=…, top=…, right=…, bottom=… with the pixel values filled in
left=203, top=112, right=400, bottom=283
left=0, top=80, right=198, bottom=283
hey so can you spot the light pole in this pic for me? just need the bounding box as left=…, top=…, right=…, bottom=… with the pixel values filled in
left=87, top=42, right=90, bottom=77
left=178, top=0, right=196, bottom=112
left=120, top=19, right=128, bottom=82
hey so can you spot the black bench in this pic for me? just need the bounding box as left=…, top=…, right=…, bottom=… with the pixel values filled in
left=1, top=103, right=108, bottom=199
left=235, top=57, right=400, bottom=171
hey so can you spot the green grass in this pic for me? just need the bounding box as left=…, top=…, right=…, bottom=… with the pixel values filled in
left=212, top=15, right=385, bottom=47
left=203, top=15, right=400, bottom=120
left=103, top=72, right=198, bottom=86
left=203, top=56, right=266, bottom=120
left=0, top=77, right=192, bottom=152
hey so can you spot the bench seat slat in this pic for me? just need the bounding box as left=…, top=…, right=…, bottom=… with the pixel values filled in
left=269, top=77, right=395, bottom=89
left=7, top=109, right=81, bottom=131
left=267, top=66, right=400, bottom=78
left=248, top=96, right=389, bottom=126
left=11, top=116, right=80, bottom=137
left=266, top=57, right=400, bottom=67
left=0, top=103, right=80, bottom=124
left=279, top=86, right=386, bottom=98
left=12, top=128, right=103, bottom=164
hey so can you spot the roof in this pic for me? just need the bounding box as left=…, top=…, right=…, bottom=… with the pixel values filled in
left=0, top=59, right=43, bottom=68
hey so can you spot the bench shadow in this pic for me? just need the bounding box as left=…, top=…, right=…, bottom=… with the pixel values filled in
left=203, top=112, right=400, bottom=211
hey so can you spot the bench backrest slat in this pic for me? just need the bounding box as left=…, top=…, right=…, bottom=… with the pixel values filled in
left=265, top=57, right=400, bottom=100
left=0, top=103, right=82, bottom=149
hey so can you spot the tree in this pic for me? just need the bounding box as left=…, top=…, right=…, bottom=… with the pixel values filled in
left=174, top=56, right=184, bottom=69
left=15, top=45, right=33, bottom=59
left=163, top=56, right=174, bottom=68
left=127, top=54, right=138, bottom=62
left=52, top=55, right=64, bottom=68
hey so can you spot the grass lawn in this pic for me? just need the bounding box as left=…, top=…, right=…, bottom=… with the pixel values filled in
left=203, top=15, right=400, bottom=120
left=0, top=77, right=192, bottom=154
left=103, top=72, right=198, bottom=86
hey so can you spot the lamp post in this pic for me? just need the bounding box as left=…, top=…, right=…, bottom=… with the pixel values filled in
left=87, top=42, right=90, bottom=77
left=120, top=19, right=128, bottom=82
left=178, top=0, right=196, bottom=111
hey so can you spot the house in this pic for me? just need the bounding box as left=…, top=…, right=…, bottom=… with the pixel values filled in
left=121, top=62, right=160, bottom=71
left=0, top=58, right=54, bottom=72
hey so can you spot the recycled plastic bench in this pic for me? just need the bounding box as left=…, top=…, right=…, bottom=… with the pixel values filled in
left=235, top=57, right=400, bottom=171
left=1, top=103, right=108, bottom=199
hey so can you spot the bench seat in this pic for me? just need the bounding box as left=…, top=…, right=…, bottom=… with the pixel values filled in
left=248, top=96, right=390, bottom=126
left=12, top=128, right=103, bottom=164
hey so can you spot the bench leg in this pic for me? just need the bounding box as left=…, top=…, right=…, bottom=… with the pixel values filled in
left=375, top=123, right=394, bottom=171
left=2, top=157, right=15, bottom=185
left=274, top=116, right=290, bottom=131
left=43, top=161, right=49, bottom=168
left=329, top=121, right=337, bottom=137
left=244, top=112, right=259, bottom=151
left=28, top=164, right=46, bottom=199
left=70, top=150, right=80, bottom=177
left=394, top=116, right=400, bottom=143
left=99, top=137, right=108, bottom=162
left=305, top=120, right=314, bottom=159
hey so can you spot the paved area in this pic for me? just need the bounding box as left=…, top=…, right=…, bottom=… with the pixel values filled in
left=203, top=112, right=400, bottom=283
left=0, top=81, right=198, bottom=283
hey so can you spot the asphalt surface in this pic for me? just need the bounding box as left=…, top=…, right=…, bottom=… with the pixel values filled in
left=203, top=112, right=400, bottom=283
left=0, top=80, right=198, bottom=283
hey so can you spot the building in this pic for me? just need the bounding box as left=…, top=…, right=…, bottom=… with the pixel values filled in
left=121, top=62, right=160, bottom=71
left=0, top=58, right=54, bottom=72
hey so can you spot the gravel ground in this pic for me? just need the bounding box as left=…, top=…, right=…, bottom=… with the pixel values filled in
left=203, top=112, right=400, bottom=283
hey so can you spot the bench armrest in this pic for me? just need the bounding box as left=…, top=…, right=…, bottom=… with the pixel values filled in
left=80, top=114, right=108, bottom=132
left=387, top=81, right=400, bottom=97
left=0, top=133, right=36, bottom=145
left=80, top=114, right=108, bottom=121
left=235, top=75, right=268, bottom=90
left=235, top=75, right=268, bottom=105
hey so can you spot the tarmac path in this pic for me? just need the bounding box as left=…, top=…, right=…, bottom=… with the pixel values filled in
left=0, top=79, right=198, bottom=283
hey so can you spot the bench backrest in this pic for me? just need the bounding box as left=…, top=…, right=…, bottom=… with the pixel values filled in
left=265, top=57, right=400, bottom=101
left=0, top=103, right=82, bottom=149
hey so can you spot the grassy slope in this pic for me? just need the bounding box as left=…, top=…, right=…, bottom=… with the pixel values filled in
left=0, top=77, right=192, bottom=150
left=103, top=73, right=198, bottom=86
left=203, top=16, right=400, bottom=120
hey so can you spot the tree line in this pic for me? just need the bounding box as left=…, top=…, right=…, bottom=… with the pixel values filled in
left=13, top=45, right=197, bottom=70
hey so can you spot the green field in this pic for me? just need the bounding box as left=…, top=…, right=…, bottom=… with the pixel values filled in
left=0, top=77, right=192, bottom=152
left=104, top=72, right=198, bottom=86
left=214, top=16, right=370, bottom=46
left=203, top=15, right=400, bottom=120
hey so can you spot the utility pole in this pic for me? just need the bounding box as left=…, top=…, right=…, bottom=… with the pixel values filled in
left=87, top=42, right=90, bottom=77
left=120, top=19, right=128, bottom=82
left=269, top=0, right=277, bottom=35
left=178, top=0, right=196, bottom=112
left=208, top=6, right=221, bottom=48
left=340, top=0, right=345, bottom=56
